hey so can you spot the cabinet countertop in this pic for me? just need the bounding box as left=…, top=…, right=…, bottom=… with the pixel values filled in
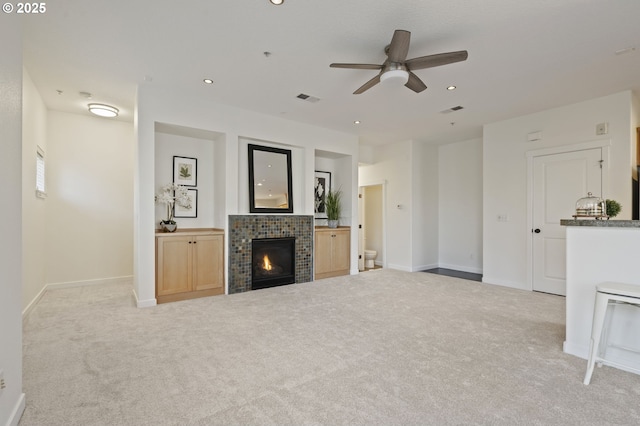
left=315, top=226, right=350, bottom=230
left=155, top=228, right=224, bottom=236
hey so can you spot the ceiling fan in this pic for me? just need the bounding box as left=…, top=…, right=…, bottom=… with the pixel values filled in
left=330, top=29, right=468, bottom=94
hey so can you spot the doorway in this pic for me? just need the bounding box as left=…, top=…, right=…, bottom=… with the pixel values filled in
left=358, top=184, right=385, bottom=271
left=529, top=146, right=605, bottom=296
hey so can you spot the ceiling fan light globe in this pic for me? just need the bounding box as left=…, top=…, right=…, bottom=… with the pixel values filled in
left=380, top=69, right=409, bottom=85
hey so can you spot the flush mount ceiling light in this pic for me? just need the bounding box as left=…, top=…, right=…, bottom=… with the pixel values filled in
left=203, top=78, right=214, bottom=84
left=447, top=85, right=457, bottom=91
left=269, top=0, right=284, bottom=4
left=88, top=103, right=119, bottom=118
left=380, top=69, right=409, bottom=85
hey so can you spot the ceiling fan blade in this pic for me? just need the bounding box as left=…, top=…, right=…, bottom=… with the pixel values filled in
left=386, top=30, right=411, bottom=63
left=354, top=73, right=381, bottom=94
left=405, top=72, right=427, bottom=93
left=330, top=63, right=383, bottom=70
left=406, top=50, right=468, bottom=70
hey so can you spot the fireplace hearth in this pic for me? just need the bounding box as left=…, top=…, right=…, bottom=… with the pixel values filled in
left=251, top=237, right=295, bottom=290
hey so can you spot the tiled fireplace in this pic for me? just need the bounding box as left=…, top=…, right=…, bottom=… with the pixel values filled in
left=228, top=215, right=314, bottom=294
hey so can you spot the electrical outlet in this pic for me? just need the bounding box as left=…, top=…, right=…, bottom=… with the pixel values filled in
left=497, top=214, right=509, bottom=222
left=0, top=369, right=5, bottom=392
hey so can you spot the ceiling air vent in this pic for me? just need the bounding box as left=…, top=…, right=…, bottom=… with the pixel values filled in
left=296, top=93, right=320, bottom=103
left=440, top=105, right=464, bottom=114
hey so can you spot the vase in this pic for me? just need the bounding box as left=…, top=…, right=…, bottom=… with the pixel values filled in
left=160, top=221, right=177, bottom=232
left=327, top=219, right=339, bottom=229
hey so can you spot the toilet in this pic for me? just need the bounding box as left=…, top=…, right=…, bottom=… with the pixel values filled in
left=364, top=250, right=377, bottom=269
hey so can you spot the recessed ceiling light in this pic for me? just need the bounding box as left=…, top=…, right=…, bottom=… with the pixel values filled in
left=88, top=103, right=118, bottom=118
left=203, top=78, right=214, bottom=84
left=447, top=86, right=457, bottom=91
left=354, top=120, right=361, bottom=124
left=270, top=0, right=284, bottom=4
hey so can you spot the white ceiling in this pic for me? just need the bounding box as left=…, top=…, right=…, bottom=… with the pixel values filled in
left=21, top=0, right=640, bottom=146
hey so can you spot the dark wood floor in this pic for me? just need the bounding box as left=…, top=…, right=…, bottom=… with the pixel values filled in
left=423, top=268, right=482, bottom=282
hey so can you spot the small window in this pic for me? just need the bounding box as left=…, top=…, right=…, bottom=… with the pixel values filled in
left=36, top=146, right=46, bottom=198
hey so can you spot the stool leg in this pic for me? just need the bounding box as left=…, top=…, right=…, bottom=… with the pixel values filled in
left=584, top=292, right=610, bottom=385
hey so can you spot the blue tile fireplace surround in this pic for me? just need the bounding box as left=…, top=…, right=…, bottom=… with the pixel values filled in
left=228, top=215, right=314, bottom=294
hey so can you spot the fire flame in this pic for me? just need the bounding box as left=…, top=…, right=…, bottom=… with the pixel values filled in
left=262, top=255, right=272, bottom=271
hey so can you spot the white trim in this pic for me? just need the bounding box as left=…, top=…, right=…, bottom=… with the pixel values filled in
left=438, top=263, right=483, bottom=274
left=46, top=275, right=133, bottom=290
left=524, top=139, right=612, bottom=158
left=133, top=289, right=157, bottom=308
left=7, top=393, right=25, bottom=426
left=387, top=263, right=412, bottom=272
left=22, top=285, right=48, bottom=319
left=410, top=263, right=439, bottom=272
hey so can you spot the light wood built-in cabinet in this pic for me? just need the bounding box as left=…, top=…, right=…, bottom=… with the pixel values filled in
left=314, top=226, right=350, bottom=280
left=156, top=228, right=224, bottom=304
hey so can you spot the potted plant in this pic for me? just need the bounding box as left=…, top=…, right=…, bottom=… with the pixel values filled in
left=325, top=188, right=342, bottom=228
left=155, top=183, right=192, bottom=232
left=606, top=199, right=621, bottom=218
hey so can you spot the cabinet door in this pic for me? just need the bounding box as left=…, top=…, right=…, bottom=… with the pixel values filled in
left=314, top=231, right=333, bottom=275
left=157, top=236, right=192, bottom=296
left=332, top=230, right=351, bottom=272
left=192, top=234, right=224, bottom=292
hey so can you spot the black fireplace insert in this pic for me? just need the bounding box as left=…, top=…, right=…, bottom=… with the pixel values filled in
left=251, top=237, right=296, bottom=290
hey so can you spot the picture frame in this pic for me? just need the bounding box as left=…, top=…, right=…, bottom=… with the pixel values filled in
left=173, top=156, right=197, bottom=187
left=314, top=170, right=331, bottom=219
left=174, top=189, right=198, bottom=218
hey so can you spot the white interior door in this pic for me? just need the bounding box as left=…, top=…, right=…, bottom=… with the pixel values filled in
left=532, top=148, right=602, bottom=295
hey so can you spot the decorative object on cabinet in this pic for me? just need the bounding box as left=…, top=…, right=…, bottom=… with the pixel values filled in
left=315, top=226, right=350, bottom=279
left=155, top=183, right=193, bottom=232
left=173, top=156, right=197, bottom=187
left=605, top=199, right=621, bottom=218
left=314, top=170, right=331, bottom=219
left=248, top=144, right=293, bottom=213
left=156, top=228, right=224, bottom=303
left=174, top=189, right=198, bottom=218
left=325, top=188, right=342, bottom=228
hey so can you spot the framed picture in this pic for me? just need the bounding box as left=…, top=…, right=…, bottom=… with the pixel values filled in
left=314, top=170, right=331, bottom=219
left=173, top=156, right=197, bottom=187
left=174, top=189, right=198, bottom=218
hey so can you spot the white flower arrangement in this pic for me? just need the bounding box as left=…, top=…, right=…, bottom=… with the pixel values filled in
left=155, top=183, right=192, bottom=224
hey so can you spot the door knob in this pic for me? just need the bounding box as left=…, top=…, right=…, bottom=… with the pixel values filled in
left=534, top=228, right=541, bottom=233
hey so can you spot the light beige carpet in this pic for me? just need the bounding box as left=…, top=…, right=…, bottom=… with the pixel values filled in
left=21, top=269, right=640, bottom=425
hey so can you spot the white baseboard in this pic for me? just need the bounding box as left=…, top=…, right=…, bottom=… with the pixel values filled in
left=22, top=285, right=47, bottom=319
left=412, top=263, right=438, bottom=272
left=8, top=392, right=26, bottom=426
left=481, top=276, right=528, bottom=291
left=438, top=263, right=483, bottom=274
left=387, top=263, right=412, bottom=272
left=47, top=275, right=133, bottom=290
left=564, top=340, right=640, bottom=376
left=133, top=288, right=157, bottom=308
left=563, top=340, right=588, bottom=360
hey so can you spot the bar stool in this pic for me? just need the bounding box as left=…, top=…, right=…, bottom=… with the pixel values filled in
left=583, top=282, right=640, bottom=385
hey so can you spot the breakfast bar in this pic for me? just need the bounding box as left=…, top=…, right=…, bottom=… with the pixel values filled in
left=561, top=219, right=640, bottom=374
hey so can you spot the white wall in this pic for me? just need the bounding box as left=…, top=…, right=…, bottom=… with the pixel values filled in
left=438, top=138, right=483, bottom=274
left=135, top=85, right=359, bottom=306
left=22, top=69, right=48, bottom=311
left=0, top=15, right=26, bottom=426
left=154, top=130, right=217, bottom=229
left=483, top=91, right=635, bottom=290
left=411, top=142, right=439, bottom=270
left=46, top=111, right=134, bottom=286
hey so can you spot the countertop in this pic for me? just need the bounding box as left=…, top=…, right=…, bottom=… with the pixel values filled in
left=560, top=219, right=640, bottom=228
